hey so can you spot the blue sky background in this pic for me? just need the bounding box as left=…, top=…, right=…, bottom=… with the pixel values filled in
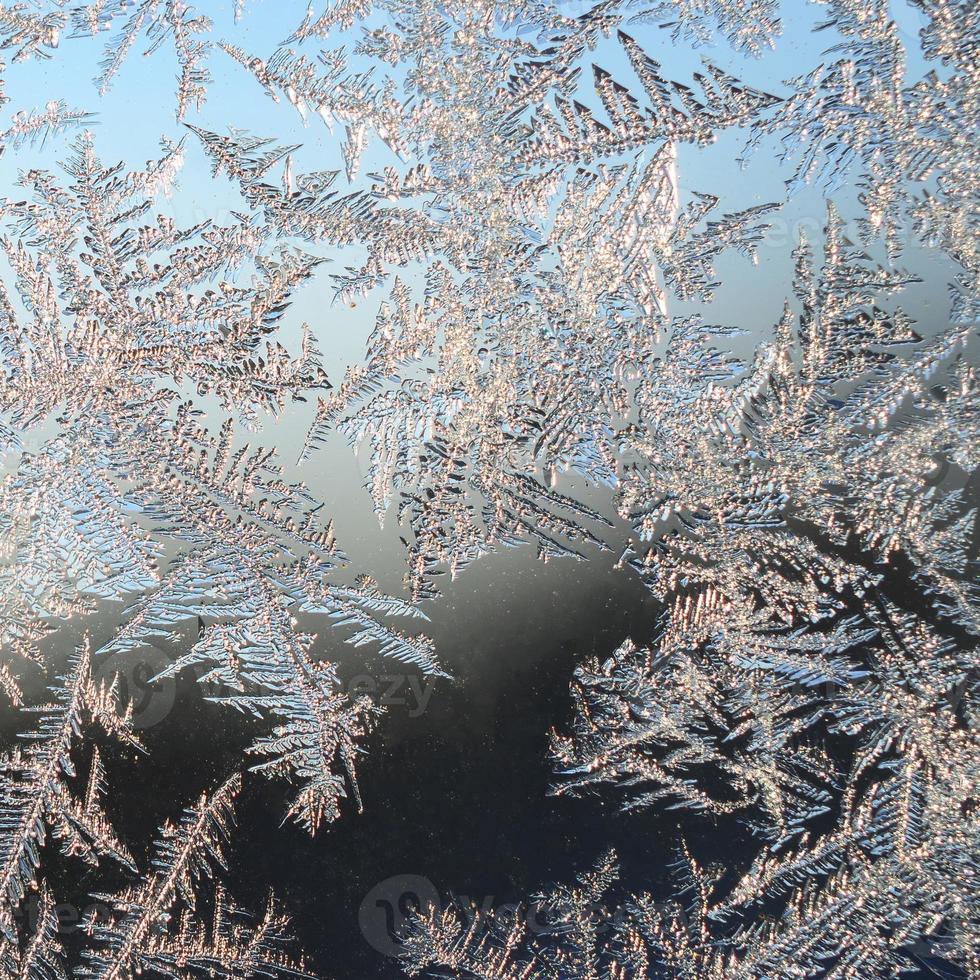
left=0, top=8, right=972, bottom=979
left=0, top=0, right=958, bottom=584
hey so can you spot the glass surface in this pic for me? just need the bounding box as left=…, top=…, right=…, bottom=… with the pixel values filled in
left=0, top=2, right=976, bottom=978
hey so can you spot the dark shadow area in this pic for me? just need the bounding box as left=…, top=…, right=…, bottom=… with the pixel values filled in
left=6, top=544, right=962, bottom=979
left=228, top=551, right=669, bottom=979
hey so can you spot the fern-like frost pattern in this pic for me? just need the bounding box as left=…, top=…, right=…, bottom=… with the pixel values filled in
left=0, top=0, right=976, bottom=978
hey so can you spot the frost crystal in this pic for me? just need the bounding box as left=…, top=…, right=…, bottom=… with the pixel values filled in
left=0, top=0, right=977, bottom=977
left=78, top=775, right=312, bottom=980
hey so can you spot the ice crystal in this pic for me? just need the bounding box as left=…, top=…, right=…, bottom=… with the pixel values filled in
left=0, top=886, right=67, bottom=980
left=211, top=11, right=784, bottom=597
left=0, top=645, right=136, bottom=941
left=400, top=850, right=630, bottom=978
left=0, top=6, right=63, bottom=63
left=536, top=201, right=978, bottom=975
left=0, top=0, right=976, bottom=978
left=78, top=774, right=313, bottom=980
left=0, top=130, right=439, bottom=836
left=69, top=1, right=213, bottom=119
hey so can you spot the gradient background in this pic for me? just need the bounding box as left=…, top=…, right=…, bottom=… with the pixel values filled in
left=0, top=2, right=965, bottom=976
